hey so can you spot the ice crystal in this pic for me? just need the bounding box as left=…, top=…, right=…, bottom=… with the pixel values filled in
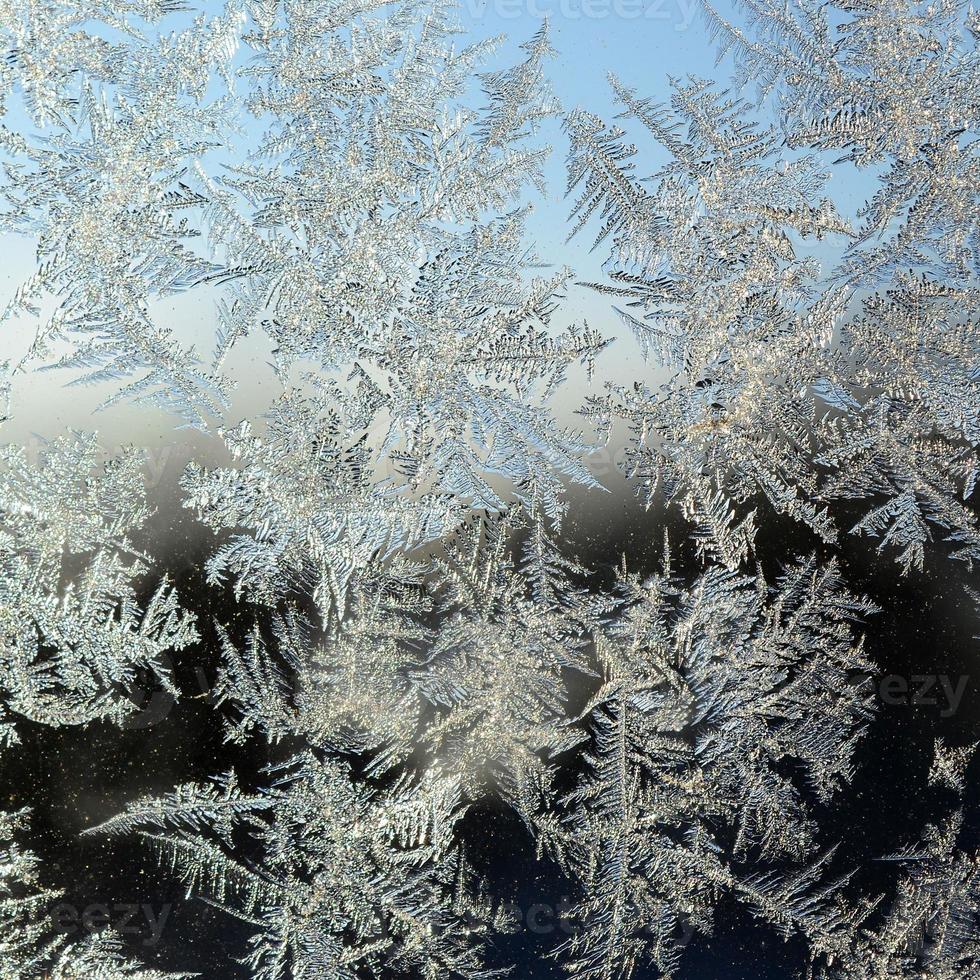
left=702, top=0, right=980, bottom=286
left=0, top=433, right=197, bottom=728
left=209, top=507, right=595, bottom=811
left=182, top=386, right=463, bottom=618
left=569, top=0, right=980, bottom=571
left=818, top=813, right=980, bottom=978
left=88, top=758, right=495, bottom=980
left=816, top=276, right=980, bottom=571
left=570, top=77, right=846, bottom=562
left=1, top=0, right=978, bottom=977
left=0, top=0, right=244, bottom=427
left=94, top=522, right=885, bottom=978
left=540, top=552, right=877, bottom=977
left=187, top=2, right=603, bottom=509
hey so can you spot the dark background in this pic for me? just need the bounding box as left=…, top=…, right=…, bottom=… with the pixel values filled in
left=6, top=464, right=980, bottom=979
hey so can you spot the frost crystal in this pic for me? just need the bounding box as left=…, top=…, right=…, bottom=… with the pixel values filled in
left=0, top=433, right=197, bottom=728
left=569, top=0, right=980, bottom=571
left=88, top=759, right=495, bottom=980
left=1, top=0, right=979, bottom=977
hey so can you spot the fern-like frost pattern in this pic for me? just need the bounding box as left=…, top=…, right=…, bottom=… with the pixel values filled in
left=0, top=0, right=978, bottom=977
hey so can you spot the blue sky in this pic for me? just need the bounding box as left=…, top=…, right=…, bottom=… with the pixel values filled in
left=458, top=0, right=732, bottom=271
left=0, top=0, right=869, bottom=450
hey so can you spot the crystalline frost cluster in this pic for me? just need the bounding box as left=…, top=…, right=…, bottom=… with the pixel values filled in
left=0, top=0, right=979, bottom=977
